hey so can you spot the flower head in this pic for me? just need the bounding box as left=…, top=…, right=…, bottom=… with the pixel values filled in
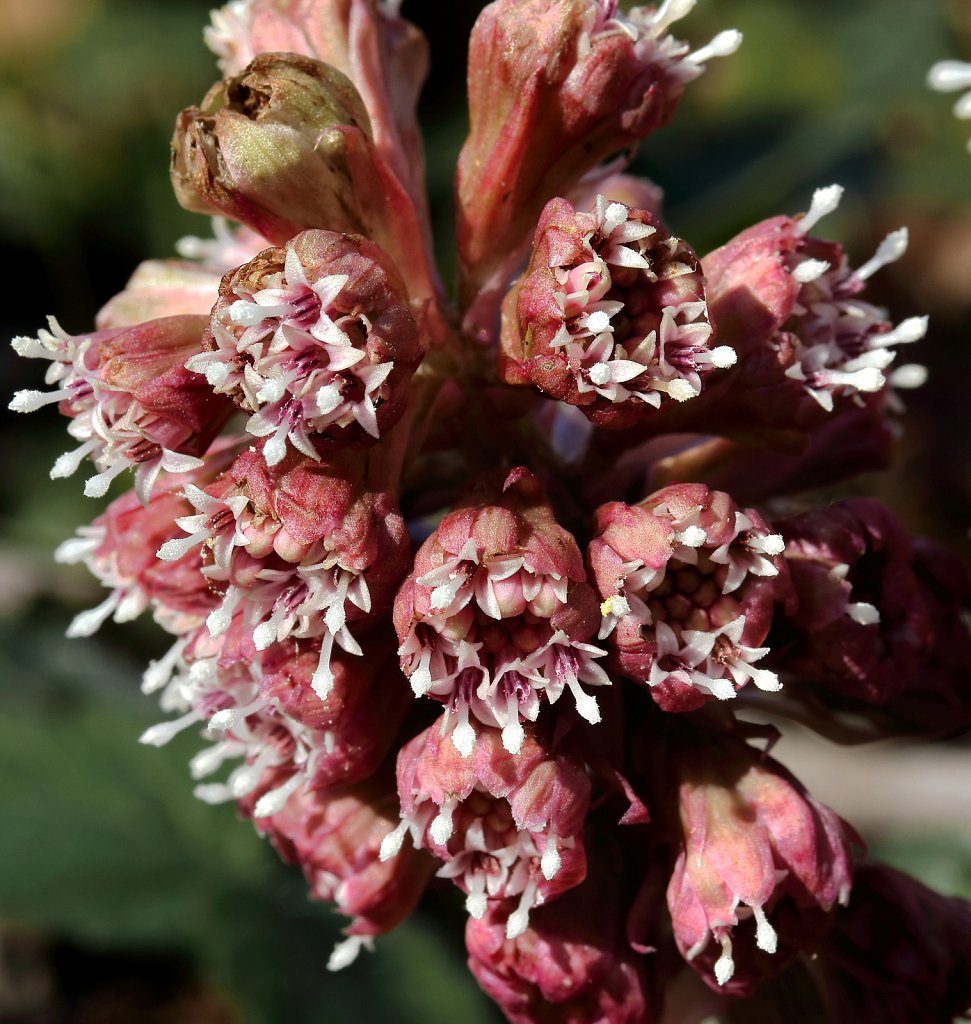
left=589, top=483, right=787, bottom=711
left=501, top=195, right=734, bottom=426
left=394, top=469, right=607, bottom=754
left=10, top=315, right=232, bottom=502
left=380, top=720, right=590, bottom=939
left=194, top=229, right=421, bottom=462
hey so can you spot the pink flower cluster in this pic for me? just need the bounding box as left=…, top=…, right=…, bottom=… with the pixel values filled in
left=11, top=1, right=971, bottom=1020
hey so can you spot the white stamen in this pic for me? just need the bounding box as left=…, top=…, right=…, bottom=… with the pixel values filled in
left=953, top=91, right=971, bottom=119
left=691, top=29, right=743, bottom=65
left=881, top=315, right=928, bottom=346
left=752, top=904, right=778, bottom=954
left=451, top=717, right=477, bottom=757
left=600, top=594, right=630, bottom=618
left=890, top=363, right=928, bottom=389
left=709, top=345, right=737, bottom=369
left=505, top=879, right=539, bottom=940
left=759, top=534, right=785, bottom=556
left=588, top=363, right=612, bottom=386
left=207, top=697, right=266, bottom=732
left=193, top=782, right=234, bottom=804
left=797, top=184, right=844, bottom=235
left=379, top=819, right=409, bottom=862
left=586, top=310, right=612, bottom=333
left=157, top=532, right=207, bottom=562
left=466, top=889, right=488, bottom=920
left=501, top=715, right=525, bottom=755
left=540, top=843, right=561, bottom=880
left=190, top=743, right=233, bottom=779
left=141, top=639, right=187, bottom=694
left=678, top=525, right=707, bottom=548
left=51, top=439, right=99, bottom=479
left=9, top=389, right=67, bottom=413
left=666, top=378, right=698, bottom=402
left=253, top=772, right=304, bottom=818
left=429, top=799, right=456, bottom=846
left=651, top=0, right=696, bottom=35
left=854, top=228, right=908, bottom=281
left=327, top=935, right=373, bottom=972
left=713, top=933, right=735, bottom=986
left=66, top=592, right=120, bottom=637
left=928, top=60, right=971, bottom=92
left=847, top=601, right=880, bottom=625
left=791, top=258, right=830, bottom=284
left=569, top=682, right=601, bottom=724
left=139, top=709, right=201, bottom=747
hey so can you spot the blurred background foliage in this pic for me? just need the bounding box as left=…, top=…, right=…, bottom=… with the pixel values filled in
left=0, top=0, right=970, bottom=1020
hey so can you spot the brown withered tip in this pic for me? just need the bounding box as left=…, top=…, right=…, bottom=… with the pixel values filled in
left=169, top=52, right=372, bottom=242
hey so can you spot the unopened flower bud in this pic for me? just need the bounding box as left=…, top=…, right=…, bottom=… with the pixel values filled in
left=172, top=52, right=439, bottom=304
left=457, top=0, right=741, bottom=313
left=205, top=0, right=431, bottom=216
left=502, top=195, right=730, bottom=426
left=667, top=731, right=855, bottom=994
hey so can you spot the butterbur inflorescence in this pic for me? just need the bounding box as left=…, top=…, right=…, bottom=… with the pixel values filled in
left=11, top=0, right=971, bottom=1020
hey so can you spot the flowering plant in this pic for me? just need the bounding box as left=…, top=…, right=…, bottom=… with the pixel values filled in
left=11, top=1, right=971, bottom=1020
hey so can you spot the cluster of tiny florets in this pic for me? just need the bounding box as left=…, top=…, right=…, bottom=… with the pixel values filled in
left=11, top=2, right=971, bottom=1021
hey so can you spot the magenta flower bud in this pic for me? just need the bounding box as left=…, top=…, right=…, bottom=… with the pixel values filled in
left=501, top=196, right=734, bottom=427
left=466, top=850, right=650, bottom=1023
left=205, top=0, right=430, bottom=220
left=588, top=482, right=787, bottom=712
left=394, top=468, right=608, bottom=755
left=380, top=720, right=590, bottom=940
left=171, top=52, right=440, bottom=305
left=667, top=733, right=855, bottom=993
left=814, top=864, right=971, bottom=1023
left=700, top=185, right=928, bottom=431
left=9, top=315, right=233, bottom=502
left=769, top=499, right=971, bottom=734
left=192, top=229, right=422, bottom=463
left=250, top=779, right=435, bottom=969
left=156, top=447, right=409, bottom=700
left=456, top=0, right=741, bottom=310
